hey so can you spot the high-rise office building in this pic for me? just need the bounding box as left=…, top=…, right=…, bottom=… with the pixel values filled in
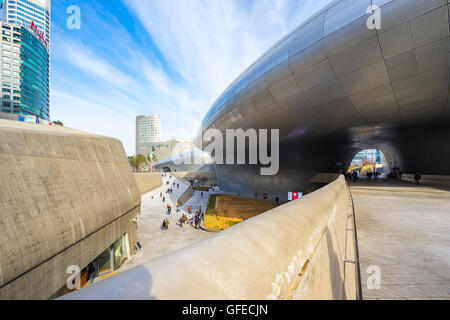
left=0, top=20, right=50, bottom=120
left=136, top=114, right=161, bottom=154
left=0, top=0, right=50, bottom=122
left=1, top=0, right=50, bottom=45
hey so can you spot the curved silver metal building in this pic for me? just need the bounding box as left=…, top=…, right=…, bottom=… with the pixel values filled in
left=200, top=0, right=450, bottom=198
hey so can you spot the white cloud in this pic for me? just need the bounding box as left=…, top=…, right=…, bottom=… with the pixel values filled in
left=52, top=0, right=333, bottom=155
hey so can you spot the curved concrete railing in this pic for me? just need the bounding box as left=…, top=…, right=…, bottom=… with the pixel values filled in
left=62, top=175, right=358, bottom=300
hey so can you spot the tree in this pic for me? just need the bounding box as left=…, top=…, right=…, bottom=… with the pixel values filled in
left=53, top=120, right=64, bottom=126
left=128, top=156, right=137, bottom=170
left=135, top=154, right=147, bottom=172
left=129, top=154, right=152, bottom=172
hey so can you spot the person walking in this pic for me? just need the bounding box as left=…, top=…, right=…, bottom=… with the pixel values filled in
left=352, top=171, right=358, bottom=183
left=87, top=263, right=96, bottom=285
left=179, top=216, right=184, bottom=228
left=414, top=172, right=421, bottom=185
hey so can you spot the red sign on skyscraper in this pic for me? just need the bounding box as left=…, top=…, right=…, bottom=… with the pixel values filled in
left=30, top=21, right=48, bottom=48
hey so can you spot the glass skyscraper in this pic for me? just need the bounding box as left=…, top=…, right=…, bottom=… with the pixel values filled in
left=1, top=0, right=50, bottom=45
left=1, top=21, right=49, bottom=120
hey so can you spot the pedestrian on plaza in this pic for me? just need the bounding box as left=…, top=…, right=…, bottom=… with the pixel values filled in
left=414, top=172, right=421, bottom=185
left=352, top=171, right=358, bottom=183
left=195, top=215, right=200, bottom=229
left=374, top=172, right=380, bottom=181
left=163, top=196, right=165, bottom=203
left=275, top=197, right=279, bottom=206
left=201, top=192, right=203, bottom=197
left=255, top=193, right=257, bottom=199
left=263, top=193, right=268, bottom=200
left=87, top=263, right=96, bottom=285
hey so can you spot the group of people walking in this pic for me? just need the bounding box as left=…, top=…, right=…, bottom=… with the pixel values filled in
left=169, top=210, right=205, bottom=230
left=193, top=211, right=204, bottom=229
left=347, top=170, right=381, bottom=183
left=155, top=174, right=209, bottom=233
left=366, top=171, right=380, bottom=181
left=161, top=219, right=169, bottom=230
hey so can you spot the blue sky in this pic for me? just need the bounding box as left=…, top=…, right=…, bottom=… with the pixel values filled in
left=50, top=0, right=333, bottom=155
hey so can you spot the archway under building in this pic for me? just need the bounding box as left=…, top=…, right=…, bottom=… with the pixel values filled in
left=347, top=149, right=396, bottom=180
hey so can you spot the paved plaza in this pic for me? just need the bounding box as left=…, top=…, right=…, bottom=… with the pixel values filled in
left=120, top=175, right=228, bottom=272
left=351, top=180, right=450, bottom=300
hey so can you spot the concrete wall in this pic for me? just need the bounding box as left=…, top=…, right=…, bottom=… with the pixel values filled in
left=175, top=178, right=194, bottom=207
left=134, top=173, right=162, bottom=194
left=0, top=120, right=140, bottom=299
left=63, top=175, right=358, bottom=300
left=402, top=174, right=450, bottom=188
